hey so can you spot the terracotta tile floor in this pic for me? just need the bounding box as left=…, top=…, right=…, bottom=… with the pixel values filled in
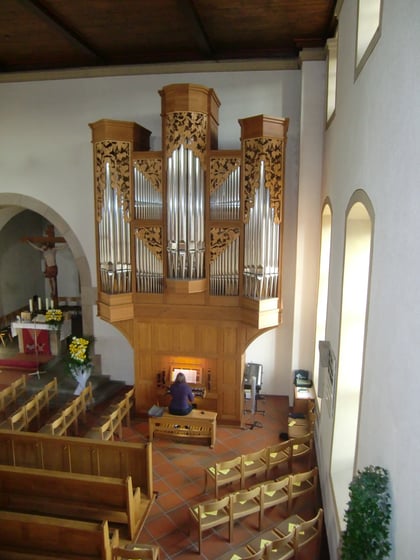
left=117, top=395, right=330, bottom=560
left=0, top=353, right=329, bottom=559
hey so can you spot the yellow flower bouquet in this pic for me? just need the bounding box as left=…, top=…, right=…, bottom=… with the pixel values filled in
left=45, top=308, right=64, bottom=328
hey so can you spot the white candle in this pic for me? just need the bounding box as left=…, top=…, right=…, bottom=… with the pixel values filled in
left=29, top=299, right=33, bottom=313
left=38, top=297, right=42, bottom=310
left=45, top=298, right=49, bottom=310
left=50, top=299, right=54, bottom=310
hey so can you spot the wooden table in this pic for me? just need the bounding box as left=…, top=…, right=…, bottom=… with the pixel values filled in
left=293, top=385, right=315, bottom=414
left=149, top=409, right=217, bottom=448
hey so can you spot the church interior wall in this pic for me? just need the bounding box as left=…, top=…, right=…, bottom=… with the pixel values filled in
left=0, top=69, right=303, bottom=392
left=317, top=1, right=420, bottom=557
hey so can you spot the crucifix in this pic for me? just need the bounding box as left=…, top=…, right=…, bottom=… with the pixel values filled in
left=23, top=225, right=66, bottom=306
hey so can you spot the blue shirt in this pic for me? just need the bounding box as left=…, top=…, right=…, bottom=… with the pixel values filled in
left=169, top=382, right=194, bottom=410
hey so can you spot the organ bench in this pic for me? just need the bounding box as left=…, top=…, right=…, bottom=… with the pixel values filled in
left=148, top=408, right=217, bottom=448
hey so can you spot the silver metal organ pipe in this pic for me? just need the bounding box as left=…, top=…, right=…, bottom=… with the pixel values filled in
left=166, top=146, right=205, bottom=279
left=209, top=167, right=240, bottom=221
left=243, top=160, right=279, bottom=300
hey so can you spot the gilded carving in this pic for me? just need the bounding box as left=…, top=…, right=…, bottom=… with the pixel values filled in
left=94, top=140, right=132, bottom=222
left=210, top=227, right=241, bottom=261
left=135, top=226, right=163, bottom=260
left=165, top=111, right=207, bottom=165
left=133, top=158, right=162, bottom=192
left=242, top=137, right=284, bottom=224
left=209, top=157, right=241, bottom=194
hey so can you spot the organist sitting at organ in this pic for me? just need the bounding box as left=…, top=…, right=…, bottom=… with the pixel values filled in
left=169, top=372, right=195, bottom=415
left=157, top=367, right=207, bottom=410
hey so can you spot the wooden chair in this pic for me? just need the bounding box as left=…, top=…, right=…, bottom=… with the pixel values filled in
left=61, top=401, right=78, bottom=435
left=0, top=323, right=13, bottom=346
left=204, top=455, right=242, bottom=498
left=39, top=414, right=67, bottom=436
left=293, top=508, right=323, bottom=559
left=0, top=385, right=16, bottom=414
left=24, top=397, right=40, bottom=429
left=257, top=476, right=290, bottom=528
left=86, top=417, right=115, bottom=441
left=11, top=375, right=27, bottom=400
left=247, top=527, right=293, bottom=560
left=189, top=495, right=231, bottom=554
left=218, top=546, right=265, bottom=560
left=230, top=486, right=262, bottom=533
left=7, top=406, right=28, bottom=431
left=290, top=433, right=314, bottom=470
left=109, top=407, right=123, bottom=439
left=112, top=544, right=159, bottom=559
left=44, top=377, right=58, bottom=411
left=241, top=448, right=267, bottom=488
left=264, top=532, right=295, bottom=560
left=266, top=440, right=292, bottom=476
left=35, top=386, right=50, bottom=414
left=288, top=467, right=318, bottom=514
left=76, top=382, right=94, bottom=422
left=110, top=387, right=135, bottom=428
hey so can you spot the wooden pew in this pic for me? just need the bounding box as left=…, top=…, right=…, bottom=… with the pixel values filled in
left=0, top=464, right=145, bottom=540
left=39, top=382, right=94, bottom=436
left=0, top=378, right=59, bottom=431
left=0, top=375, right=26, bottom=416
left=0, top=429, right=154, bottom=500
left=0, top=510, right=118, bottom=560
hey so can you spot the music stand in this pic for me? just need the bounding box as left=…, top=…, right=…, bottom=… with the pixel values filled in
left=28, top=318, right=46, bottom=379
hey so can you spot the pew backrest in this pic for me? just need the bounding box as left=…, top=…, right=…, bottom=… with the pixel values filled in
left=0, top=510, right=118, bottom=560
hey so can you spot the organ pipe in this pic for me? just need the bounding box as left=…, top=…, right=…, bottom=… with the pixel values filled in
left=90, top=89, right=288, bottom=306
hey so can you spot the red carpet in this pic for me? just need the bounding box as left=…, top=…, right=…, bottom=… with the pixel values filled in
left=0, top=353, right=51, bottom=370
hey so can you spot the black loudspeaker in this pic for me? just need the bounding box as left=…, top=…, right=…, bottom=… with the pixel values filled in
left=207, top=371, right=211, bottom=391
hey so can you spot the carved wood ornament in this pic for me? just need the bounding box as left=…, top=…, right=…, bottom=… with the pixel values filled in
left=94, top=140, right=132, bottom=222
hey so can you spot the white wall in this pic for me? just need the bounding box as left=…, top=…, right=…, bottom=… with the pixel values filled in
left=0, top=70, right=302, bottom=387
left=318, top=1, right=420, bottom=558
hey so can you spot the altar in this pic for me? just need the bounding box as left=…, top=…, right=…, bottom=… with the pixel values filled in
left=11, top=318, right=71, bottom=356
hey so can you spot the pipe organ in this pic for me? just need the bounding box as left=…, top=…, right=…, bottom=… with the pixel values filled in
left=90, top=84, right=288, bottom=424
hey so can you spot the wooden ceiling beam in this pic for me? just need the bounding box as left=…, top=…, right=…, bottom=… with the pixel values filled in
left=17, top=0, right=106, bottom=64
left=176, top=0, right=214, bottom=58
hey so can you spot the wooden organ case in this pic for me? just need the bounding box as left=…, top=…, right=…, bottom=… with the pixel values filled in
left=90, top=83, right=288, bottom=425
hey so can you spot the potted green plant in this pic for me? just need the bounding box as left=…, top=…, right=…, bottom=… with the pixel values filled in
left=340, top=465, right=391, bottom=560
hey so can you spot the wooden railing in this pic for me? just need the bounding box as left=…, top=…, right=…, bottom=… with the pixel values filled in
left=0, top=429, right=153, bottom=500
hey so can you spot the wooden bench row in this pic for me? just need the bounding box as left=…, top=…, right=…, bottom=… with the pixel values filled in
left=0, top=375, right=27, bottom=415
left=0, top=377, right=58, bottom=431
left=0, top=429, right=154, bottom=498
left=0, top=510, right=119, bottom=560
left=190, top=469, right=318, bottom=554
left=217, top=509, right=324, bottom=560
left=0, top=464, right=147, bottom=540
left=85, top=387, right=134, bottom=441
left=204, top=434, right=314, bottom=497
left=39, top=382, right=93, bottom=436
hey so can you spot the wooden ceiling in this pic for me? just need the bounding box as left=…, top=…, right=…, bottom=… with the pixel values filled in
left=0, top=0, right=337, bottom=79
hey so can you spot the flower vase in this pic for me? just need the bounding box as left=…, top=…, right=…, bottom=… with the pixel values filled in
left=71, top=365, right=92, bottom=395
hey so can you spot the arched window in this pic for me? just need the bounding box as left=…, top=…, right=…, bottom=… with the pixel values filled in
left=313, top=203, right=332, bottom=408
left=356, top=0, right=383, bottom=76
left=331, top=191, right=374, bottom=527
